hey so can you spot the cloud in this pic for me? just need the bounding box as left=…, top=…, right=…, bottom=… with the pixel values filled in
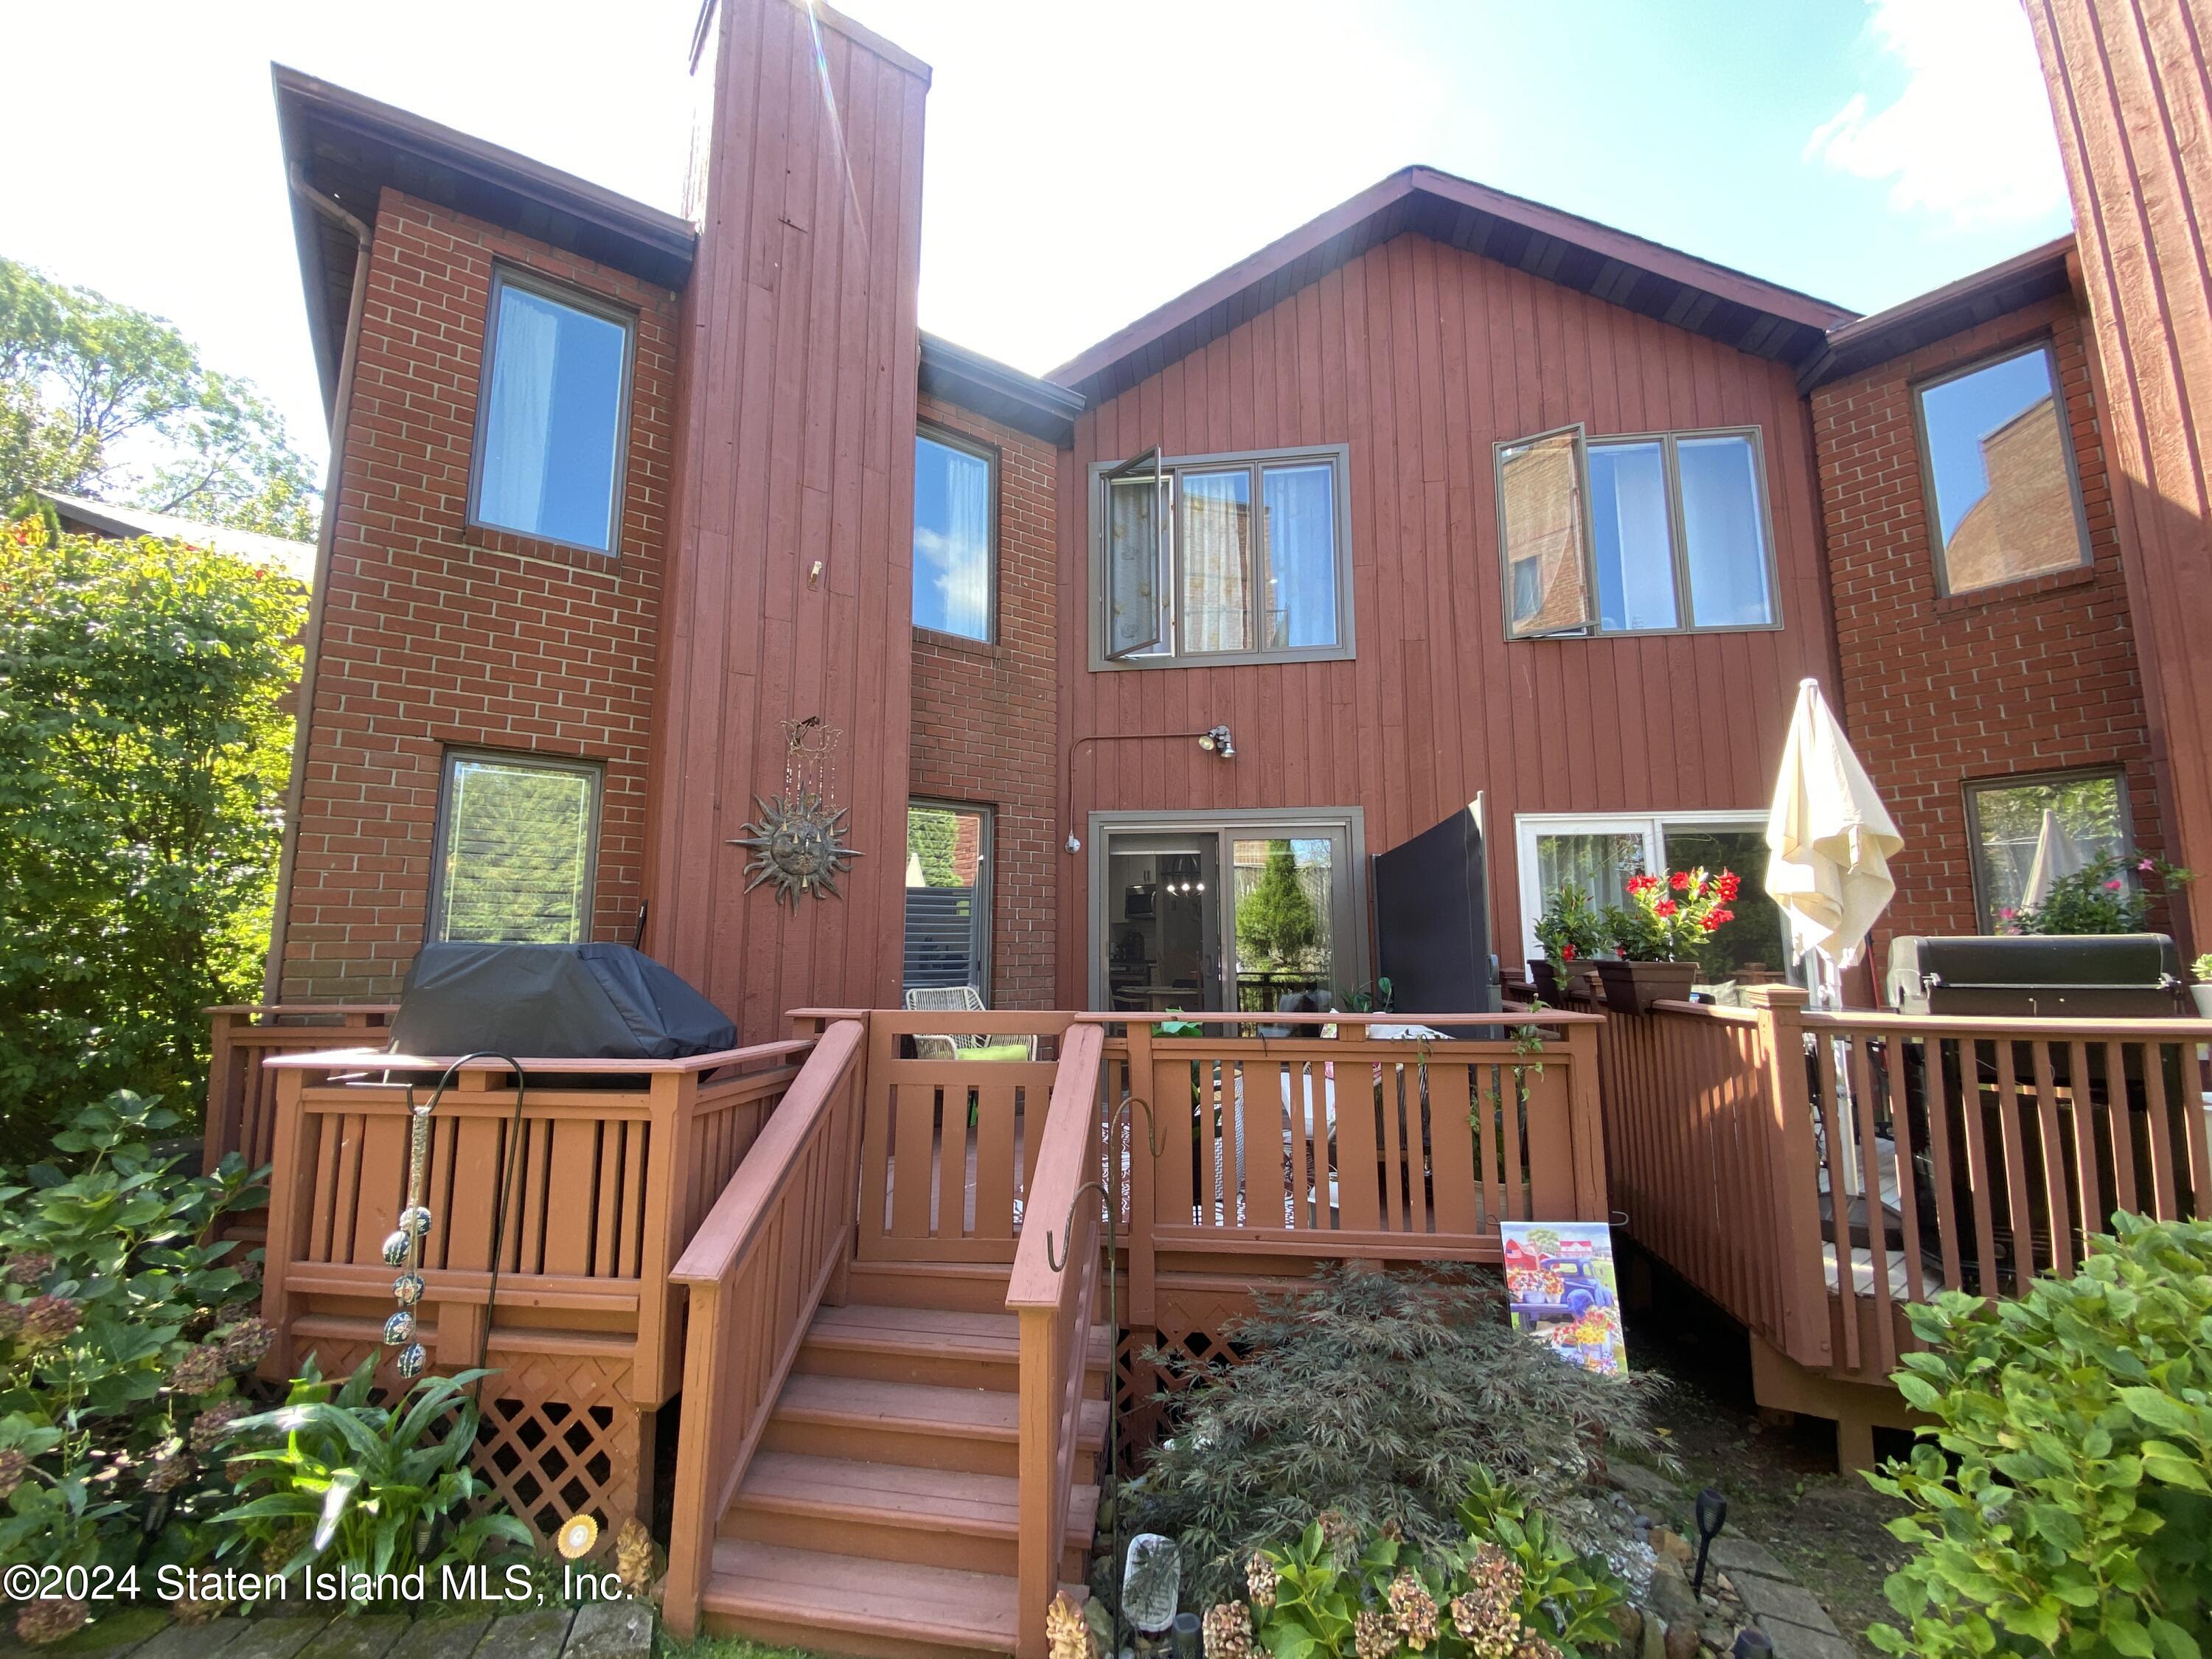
left=1805, top=0, right=2069, bottom=229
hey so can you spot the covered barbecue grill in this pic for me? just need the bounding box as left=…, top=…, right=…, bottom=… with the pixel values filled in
left=1885, top=932, right=2185, bottom=1018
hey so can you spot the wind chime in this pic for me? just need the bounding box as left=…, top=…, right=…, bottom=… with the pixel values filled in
left=378, top=1090, right=436, bottom=1380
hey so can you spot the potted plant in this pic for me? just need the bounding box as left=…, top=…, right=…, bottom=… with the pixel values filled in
left=2194, top=954, right=2212, bottom=1020
left=1530, top=883, right=1607, bottom=1002
left=1595, top=867, right=1739, bottom=1013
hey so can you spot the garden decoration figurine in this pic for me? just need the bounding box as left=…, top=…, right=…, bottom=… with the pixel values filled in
left=1596, top=867, right=1739, bottom=1013
left=731, top=715, right=862, bottom=905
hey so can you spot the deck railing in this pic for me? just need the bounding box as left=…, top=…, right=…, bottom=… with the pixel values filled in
left=204, top=1004, right=396, bottom=1180
left=663, top=1020, right=868, bottom=1640
left=1007, top=1022, right=1107, bottom=1659
left=1598, top=987, right=2212, bottom=1380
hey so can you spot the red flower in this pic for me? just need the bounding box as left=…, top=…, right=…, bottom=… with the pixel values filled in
left=1703, top=908, right=1736, bottom=931
left=1655, top=899, right=1679, bottom=919
left=1669, top=871, right=1691, bottom=891
left=1560, top=945, right=1576, bottom=961
left=1626, top=874, right=1658, bottom=895
left=2104, top=878, right=2124, bottom=891
left=1718, top=871, right=1742, bottom=901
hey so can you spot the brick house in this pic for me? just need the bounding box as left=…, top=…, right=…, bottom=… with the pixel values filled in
left=265, top=0, right=2189, bottom=1034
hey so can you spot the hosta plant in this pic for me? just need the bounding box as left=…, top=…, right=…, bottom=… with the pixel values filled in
left=214, top=1355, right=532, bottom=1600
left=1867, top=1214, right=2212, bottom=1658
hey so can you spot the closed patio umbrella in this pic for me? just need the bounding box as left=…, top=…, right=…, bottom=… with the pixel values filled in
left=1764, top=678, right=1903, bottom=1007
left=2019, top=806, right=2090, bottom=911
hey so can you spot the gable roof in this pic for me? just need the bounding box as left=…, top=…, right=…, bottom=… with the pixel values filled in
left=1049, top=166, right=1856, bottom=406
left=273, top=66, right=697, bottom=423
left=1797, top=235, right=2076, bottom=393
left=39, top=490, right=317, bottom=584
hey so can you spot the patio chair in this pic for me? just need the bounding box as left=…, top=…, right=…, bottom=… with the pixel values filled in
left=901, top=984, right=1037, bottom=1061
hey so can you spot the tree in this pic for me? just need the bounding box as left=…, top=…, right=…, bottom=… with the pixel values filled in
left=0, top=257, right=319, bottom=540
left=908, top=806, right=959, bottom=887
left=1236, top=840, right=1321, bottom=968
left=0, top=516, right=305, bottom=1157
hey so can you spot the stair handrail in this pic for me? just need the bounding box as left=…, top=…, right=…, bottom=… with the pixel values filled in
left=661, top=1017, right=869, bottom=1639
left=1005, top=1020, right=1107, bottom=1659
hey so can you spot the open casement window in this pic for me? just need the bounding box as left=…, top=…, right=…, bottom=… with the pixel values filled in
left=1498, top=425, right=1596, bottom=638
left=1103, top=445, right=1167, bottom=659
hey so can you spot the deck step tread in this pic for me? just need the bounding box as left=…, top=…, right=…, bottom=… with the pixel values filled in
left=808, top=1304, right=1112, bottom=1367
left=734, top=1451, right=1097, bottom=1544
left=704, top=1539, right=1020, bottom=1646
left=776, top=1373, right=1108, bottom=1447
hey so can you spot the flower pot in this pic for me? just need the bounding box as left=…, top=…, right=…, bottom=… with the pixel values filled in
left=1593, top=958, right=1698, bottom=1014
left=2193, top=984, right=2212, bottom=1020
left=1528, top=959, right=1561, bottom=1002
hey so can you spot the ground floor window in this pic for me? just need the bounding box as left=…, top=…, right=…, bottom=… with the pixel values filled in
left=429, top=749, right=602, bottom=944
left=904, top=801, right=992, bottom=995
left=1513, top=810, right=1799, bottom=994
left=1088, top=810, right=1364, bottom=1015
left=1964, top=768, right=2131, bottom=932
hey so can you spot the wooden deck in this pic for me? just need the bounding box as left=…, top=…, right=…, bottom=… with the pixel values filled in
left=217, top=1004, right=1611, bottom=1659
left=1595, top=987, right=2212, bottom=1461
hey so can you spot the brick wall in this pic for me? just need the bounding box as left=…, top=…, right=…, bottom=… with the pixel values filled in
left=908, top=394, right=1060, bottom=1008
left=277, top=188, right=678, bottom=1001
left=1812, top=291, right=2163, bottom=967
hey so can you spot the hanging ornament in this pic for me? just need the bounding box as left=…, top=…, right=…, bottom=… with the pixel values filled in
left=381, top=1093, right=437, bottom=1378
left=729, top=716, right=861, bottom=905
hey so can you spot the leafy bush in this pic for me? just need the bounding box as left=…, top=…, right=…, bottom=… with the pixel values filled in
left=1211, top=1470, right=1625, bottom=1659
left=1999, top=852, right=2193, bottom=937
left=0, top=1091, right=266, bottom=1597
left=0, top=518, right=304, bottom=1155
left=1531, top=883, right=1607, bottom=967
left=1133, top=1264, right=1672, bottom=1607
left=1867, top=1214, right=2212, bottom=1657
left=215, top=1356, right=531, bottom=1600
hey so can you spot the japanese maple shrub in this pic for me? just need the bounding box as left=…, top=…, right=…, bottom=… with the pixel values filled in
left=1867, top=1214, right=2212, bottom=1657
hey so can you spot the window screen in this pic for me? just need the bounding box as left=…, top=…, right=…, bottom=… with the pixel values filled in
left=431, top=753, right=602, bottom=944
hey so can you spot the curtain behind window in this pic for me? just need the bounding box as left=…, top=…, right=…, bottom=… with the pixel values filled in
left=1180, top=472, right=1252, bottom=653
left=478, top=289, right=561, bottom=540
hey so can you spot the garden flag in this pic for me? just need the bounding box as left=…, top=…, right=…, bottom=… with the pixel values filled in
left=1501, top=1221, right=1628, bottom=1375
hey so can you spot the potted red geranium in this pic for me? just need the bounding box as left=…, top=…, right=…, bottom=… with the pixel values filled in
left=1595, top=867, right=1739, bottom=1013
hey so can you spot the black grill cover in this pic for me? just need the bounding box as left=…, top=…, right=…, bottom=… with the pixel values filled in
left=389, top=942, right=737, bottom=1060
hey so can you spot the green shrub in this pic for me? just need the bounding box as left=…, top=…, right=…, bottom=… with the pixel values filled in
left=1133, top=1263, right=1672, bottom=1607
left=1868, top=1214, right=2212, bottom=1657
left=0, top=1091, right=266, bottom=1597
left=215, top=1356, right=530, bottom=1601
left=1214, top=1470, right=1626, bottom=1659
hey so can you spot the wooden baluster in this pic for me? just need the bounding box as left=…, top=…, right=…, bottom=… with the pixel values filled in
left=1747, top=987, right=1832, bottom=1368
left=1846, top=1036, right=1895, bottom=1373
left=2104, top=1040, right=2138, bottom=1215
left=1562, top=1018, right=1607, bottom=1222
left=2031, top=1041, right=2073, bottom=1277
left=1880, top=1032, right=1927, bottom=1306
left=1958, top=1040, right=2002, bottom=1299
left=2068, top=1040, right=2104, bottom=1243
left=1992, top=1040, right=2037, bottom=1293
left=2141, top=1040, right=2180, bottom=1221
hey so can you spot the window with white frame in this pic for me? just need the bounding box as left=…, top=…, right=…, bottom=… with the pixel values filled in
left=1498, top=426, right=1778, bottom=638
left=1093, top=445, right=1352, bottom=666
left=1513, top=812, right=1801, bottom=992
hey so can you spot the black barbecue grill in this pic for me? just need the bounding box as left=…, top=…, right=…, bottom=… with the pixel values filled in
left=1885, top=932, right=2186, bottom=1018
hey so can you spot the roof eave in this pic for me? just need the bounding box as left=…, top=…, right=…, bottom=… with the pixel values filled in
left=920, top=333, right=1085, bottom=447
left=1797, top=234, right=2077, bottom=393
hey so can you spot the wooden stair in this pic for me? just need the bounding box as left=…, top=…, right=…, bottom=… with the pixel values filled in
left=700, top=1263, right=1110, bottom=1659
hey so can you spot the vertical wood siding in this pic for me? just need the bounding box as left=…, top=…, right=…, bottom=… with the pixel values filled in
left=2029, top=0, right=2212, bottom=947
left=1055, top=232, right=1840, bottom=1003
left=645, top=0, right=929, bottom=1037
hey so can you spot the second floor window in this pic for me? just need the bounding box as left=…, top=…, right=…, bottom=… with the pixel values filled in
left=914, top=429, right=995, bottom=641
left=1499, top=425, right=1777, bottom=638
left=1916, top=342, right=2090, bottom=596
left=470, top=270, right=633, bottom=554
left=1094, top=445, right=1352, bottom=667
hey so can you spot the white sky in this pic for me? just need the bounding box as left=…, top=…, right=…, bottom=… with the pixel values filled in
left=2, top=0, right=2070, bottom=474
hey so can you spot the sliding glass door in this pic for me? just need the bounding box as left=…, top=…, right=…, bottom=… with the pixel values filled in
left=1093, top=813, right=1362, bottom=1015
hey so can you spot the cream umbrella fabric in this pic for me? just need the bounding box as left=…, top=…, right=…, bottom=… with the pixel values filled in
left=1764, top=678, right=1904, bottom=977
left=2020, top=807, right=2090, bottom=910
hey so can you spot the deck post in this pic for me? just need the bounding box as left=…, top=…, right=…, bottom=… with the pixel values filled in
left=204, top=1009, right=245, bottom=1172
left=1747, top=987, right=1834, bottom=1367
left=635, top=1069, right=697, bottom=1406
left=1559, top=1018, right=1608, bottom=1221
left=1124, top=1021, right=1156, bottom=1326
left=257, top=1065, right=309, bottom=1381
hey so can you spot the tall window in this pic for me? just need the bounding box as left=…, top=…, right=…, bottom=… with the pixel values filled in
left=904, top=802, right=991, bottom=995
left=1514, top=812, right=1801, bottom=995
left=1500, top=425, right=1777, bottom=637
left=1094, top=445, right=1352, bottom=667
left=470, top=270, right=633, bottom=554
left=913, top=430, right=995, bottom=641
left=429, top=751, right=602, bottom=944
left=1916, top=343, right=2090, bottom=595
left=1964, top=770, right=2129, bottom=931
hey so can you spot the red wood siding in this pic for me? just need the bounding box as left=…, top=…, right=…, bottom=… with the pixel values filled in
left=2029, top=0, right=2212, bottom=950
left=1054, top=231, right=1840, bottom=1001
left=1812, top=291, right=2164, bottom=964
left=643, top=0, right=929, bottom=1039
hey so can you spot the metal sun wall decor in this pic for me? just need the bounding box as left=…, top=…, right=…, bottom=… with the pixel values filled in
left=730, top=714, right=862, bottom=906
